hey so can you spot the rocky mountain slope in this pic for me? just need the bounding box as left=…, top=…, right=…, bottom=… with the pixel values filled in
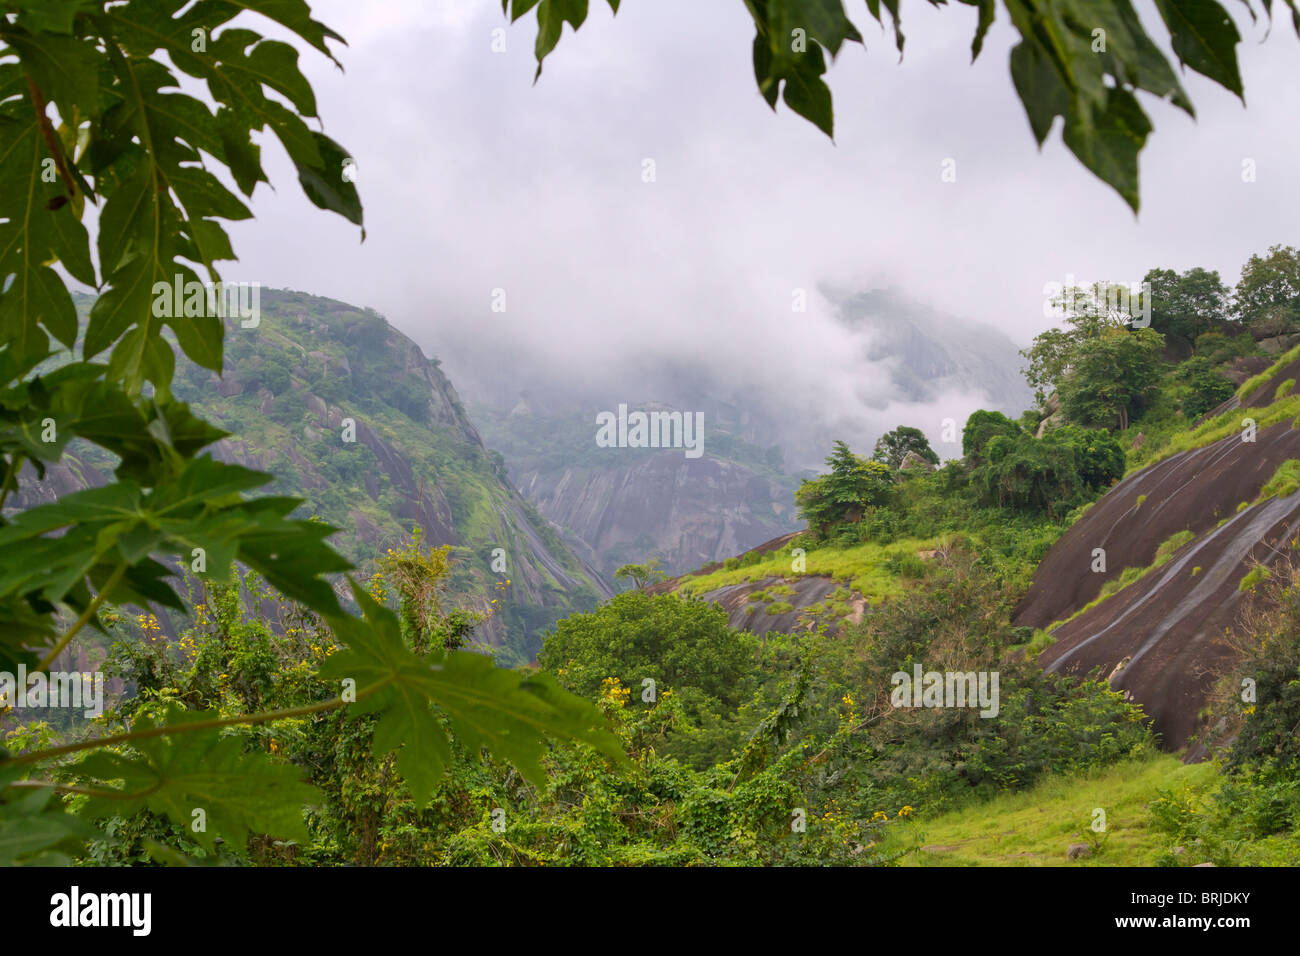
left=458, top=287, right=1032, bottom=579
left=828, top=287, right=1034, bottom=420
left=472, top=397, right=802, bottom=579
left=1016, top=348, right=1300, bottom=754
left=12, top=291, right=610, bottom=664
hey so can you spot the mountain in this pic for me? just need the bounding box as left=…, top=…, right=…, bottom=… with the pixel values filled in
left=826, top=286, right=1035, bottom=423
left=12, top=291, right=610, bottom=664
left=651, top=343, right=1300, bottom=757
left=446, top=285, right=1034, bottom=580
left=1015, top=348, right=1300, bottom=755
left=471, top=396, right=802, bottom=579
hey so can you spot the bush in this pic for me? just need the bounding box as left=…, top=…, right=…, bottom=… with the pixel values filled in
left=795, top=440, right=893, bottom=538
left=968, top=425, right=1123, bottom=517
left=269, top=389, right=308, bottom=425
left=822, top=550, right=1152, bottom=814
left=1176, top=356, right=1236, bottom=419
left=538, top=592, right=758, bottom=766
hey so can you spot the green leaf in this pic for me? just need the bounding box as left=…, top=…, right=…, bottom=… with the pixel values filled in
left=1062, top=87, right=1152, bottom=213
left=0, top=785, right=95, bottom=866
left=507, top=0, right=544, bottom=23
left=863, top=0, right=905, bottom=54
left=533, top=0, right=588, bottom=79
left=768, top=0, right=861, bottom=58
left=779, top=40, right=834, bottom=137
left=293, top=131, right=364, bottom=230
left=8, top=0, right=99, bottom=35
left=74, top=705, right=320, bottom=852
left=201, top=0, right=348, bottom=62
left=1009, top=39, right=1071, bottom=147
left=0, top=114, right=95, bottom=360
left=0, top=453, right=349, bottom=619
left=1, top=28, right=101, bottom=115
left=1155, top=0, right=1244, bottom=98
left=958, top=0, right=996, bottom=60
left=319, top=583, right=628, bottom=807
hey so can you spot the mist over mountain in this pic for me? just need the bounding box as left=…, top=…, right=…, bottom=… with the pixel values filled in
left=826, top=287, right=1034, bottom=424
left=440, top=285, right=1032, bottom=472
left=426, top=285, right=1033, bottom=577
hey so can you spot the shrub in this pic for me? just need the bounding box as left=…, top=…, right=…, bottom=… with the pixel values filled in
left=1176, top=356, right=1237, bottom=419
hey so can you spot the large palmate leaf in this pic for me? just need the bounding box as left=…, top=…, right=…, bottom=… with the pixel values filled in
left=0, top=363, right=226, bottom=487
left=73, top=705, right=320, bottom=852
left=0, top=783, right=96, bottom=866
left=106, top=7, right=362, bottom=227
left=319, top=583, right=628, bottom=807
left=0, top=454, right=349, bottom=666
left=0, top=109, right=96, bottom=364
left=0, top=0, right=388, bottom=865
left=1, top=0, right=362, bottom=396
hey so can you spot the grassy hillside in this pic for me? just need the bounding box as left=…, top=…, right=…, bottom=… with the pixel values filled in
left=886, top=755, right=1300, bottom=866
left=65, top=290, right=607, bottom=663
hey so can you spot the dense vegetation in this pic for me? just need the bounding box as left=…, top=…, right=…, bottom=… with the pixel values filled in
left=3, top=0, right=1298, bottom=869
left=0, top=0, right=620, bottom=866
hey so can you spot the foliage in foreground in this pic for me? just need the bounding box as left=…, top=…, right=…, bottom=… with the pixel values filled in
left=0, top=1, right=620, bottom=864
left=506, top=0, right=1300, bottom=211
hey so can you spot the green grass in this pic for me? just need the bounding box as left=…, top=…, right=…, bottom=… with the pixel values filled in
left=1238, top=342, right=1300, bottom=400
left=1128, top=393, right=1300, bottom=475
left=678, top=536, right=942, bottom=605
left=1126, top=347, right=1300, bottom=474
left=886, top=756, right=1219, bottom=866
left=1154, top=529, right=1195, bottom=561
left=1018, top=628, right=1058, bottom=659
left=1257, top=458, right=1300, bottom=502
left=1239, top=566, right=1270, bottom=592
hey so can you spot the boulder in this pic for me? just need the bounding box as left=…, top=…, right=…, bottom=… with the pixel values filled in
left=900, top=450, right=935, bottom=472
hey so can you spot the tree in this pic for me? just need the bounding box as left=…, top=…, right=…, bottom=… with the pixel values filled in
left=1020, top=327, right=1077, bottom=408
left=1022, top=281, right=1152, bottom=407
left=1055, top=326, right=1164, bottom=431
left=1145, top=266, right=1231, bottom=342
left=795, top=440, right=892, bottom=537
left=0, top=1, right=621, bottom=864
left=506, top=0, right=1296, bottom=212
left=969, top=424, right=1123, bottom=514
left=1043, top=425, right=1126, bottom=492
left=538, top=591, right=755, bottom=717
left=872, top=426, right=939, bottom=469
left=961, top=410, right=1022, bottom=465
left=1234, top=244, right=1300, bottom=335
left=1176, top=356, right=1236, bottom=420
left=1022, top=284, right=1166, bottom=430
left=614, top=558, right=666, bottom=591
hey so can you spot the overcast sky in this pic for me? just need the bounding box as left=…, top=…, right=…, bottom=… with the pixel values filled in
left=217, top=0, right=1300, bottom=454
